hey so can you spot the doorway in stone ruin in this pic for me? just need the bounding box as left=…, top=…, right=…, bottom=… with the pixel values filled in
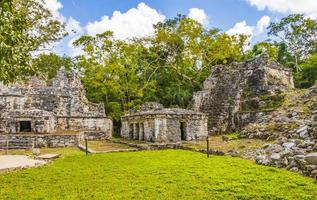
left=129, top=124, right=134, bottom=139
left=20, top=121, right=32, bottom=132
left=135, top=123, right=139, bottom=140
left=180, top=122, right=187, bottom=141
left=140, top=123, right=145, bottom=141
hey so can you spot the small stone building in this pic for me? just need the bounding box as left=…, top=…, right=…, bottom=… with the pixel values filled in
left=192, top=54, right=294, bottom=134
left=0, top=68, right=112, bottom=136
left=121, top=102, right=208, bottom=143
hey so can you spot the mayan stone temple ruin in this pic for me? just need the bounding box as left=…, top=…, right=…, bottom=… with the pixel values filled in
left=192, top=54, right=294, bottom=134
left=0, top=54, right=296, bottom=148
left=121, top=102, right=208, bottom=143
left=120, top=54, right=295, bottom=143
left=0, top=68, right=112, bottom=148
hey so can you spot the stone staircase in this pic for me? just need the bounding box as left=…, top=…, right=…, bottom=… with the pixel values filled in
left=0, top=135, right=33, bottom=150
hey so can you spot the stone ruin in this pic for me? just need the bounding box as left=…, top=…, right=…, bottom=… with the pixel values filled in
left=254, top=86, right=317, bottom=179
left=0, top=68, right=113, bottom=136
left=121, top=102, right=208, bottom=143
left=192, top=54, right=294, bottom=134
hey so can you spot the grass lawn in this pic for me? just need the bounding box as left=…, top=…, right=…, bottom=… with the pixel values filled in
left=80, top=140, right=137, bottom=152
left=0, top=147, right=81, bottom=157
left=182, top=136, right=271, bottom=156
left=0, top=150, right=317, bottom=200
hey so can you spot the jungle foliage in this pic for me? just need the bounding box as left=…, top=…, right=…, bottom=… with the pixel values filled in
left=0, top=0, right=66, bottom=84
left=73, top=16, right=247, bottom=120
left=1, top=5, right=317, bottom=122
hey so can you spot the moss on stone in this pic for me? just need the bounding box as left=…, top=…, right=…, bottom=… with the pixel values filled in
left=259, top=93, right=286, bottom=111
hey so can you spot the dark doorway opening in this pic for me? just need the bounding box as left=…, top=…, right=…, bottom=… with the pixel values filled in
left=135, top=123, right=139, bottom=140
left=150, top=131, right=155, bottom=143
left=20, top=121, right=31, bottom=132
left=140, top=123, right=145, bottom=141
left=129, top=124, right=134, bottom=139
left=180, top=122, right=187, bottom=141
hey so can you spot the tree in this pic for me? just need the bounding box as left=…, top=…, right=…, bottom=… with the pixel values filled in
left=0, top=0, right=66, bottom=84
left=294, top=54, right=317, bottom=88
left=268, top=14, right=317, bottom=71
left=74, top=31, right=154, bottom=121
left=248, top=41, right=278, bottom=60
left=32, top=53, right=75, bottom=80
left=74, top=17, right=246, bottom=124
left=146, top=17, right=246, bottom=107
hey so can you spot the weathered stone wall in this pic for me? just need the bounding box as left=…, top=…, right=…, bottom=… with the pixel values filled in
left=56, top=117, right=112, bottom=133
left=121, top=117, right=158, bottom=142
left=121, top=111, right=208, bottom=143
left=0, top=130, right=111, bottom=149
left=0, top=68, right=113, bottom=135
left=0, top=134, right=79, bottom=149
left=192, top=54, right=294, bottom=134
left=0, top=110, right=56, bottom=134
left=82, top=131, right=112, bottom=140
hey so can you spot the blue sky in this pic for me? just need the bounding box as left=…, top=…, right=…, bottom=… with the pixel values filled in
left=59, top=0, right=272, bottom=30
left=43, top=0, right=317, bottom=56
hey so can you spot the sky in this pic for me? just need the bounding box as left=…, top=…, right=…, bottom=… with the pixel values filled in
left=42, top=0, right=317, bottom=56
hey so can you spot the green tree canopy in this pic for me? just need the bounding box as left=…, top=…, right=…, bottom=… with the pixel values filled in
left=268, top=14, right=317, bottom=70
left=0, top=0, right=66, bottom=84
left=295, top=54, right=317, bottom=88
left=74, top=16, right=246, bottom=122
left=32, top=53, right=75, bottom=80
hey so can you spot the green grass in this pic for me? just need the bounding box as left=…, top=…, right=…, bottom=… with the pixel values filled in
left=1, top=150, right=317, bottom=199
left=0, top=147, right=81, bottom=157
left=80, top=140, right=136, bottom=151
left=182, top=136, right=271, bottom=157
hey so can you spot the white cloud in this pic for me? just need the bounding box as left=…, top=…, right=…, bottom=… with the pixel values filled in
left=38, top=2, right=210, bottom=56
left=227, top=16, right=270, bottom=37
left=227, top=16, right=271, bottom=50
left=188, top=8, right=209, bottom=26
left=254, top=16, right=271, bottom=35
left=66, top=17, right=84, bottom=36
left=246, top=0, right=317, bottom=15
left=67, top=36, right=83, bottom=56
left=85, top=2, right=165, bottom=40
left=37, top=0, right=84, bottom=56
left=227, top=21, right=254, bottom=37
left=64, top=17, right=84, bottom=56
left=306, top=13, right=317, bottom=20
left=39, top=2, right=167, bottom=56
left=41, top=0, right=65, bottom=21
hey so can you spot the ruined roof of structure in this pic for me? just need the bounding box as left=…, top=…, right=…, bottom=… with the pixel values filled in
left=140, top=102, right=164, bottom=111
left=210, top=53, right=292, bottom=72
left=124, top=107, right=206, bottom=117
left=0, top=67, right=81, bottom=94
left=240, top=53, right=291, bottom=71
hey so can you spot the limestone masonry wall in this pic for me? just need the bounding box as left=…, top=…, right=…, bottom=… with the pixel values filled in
left=192, top=54, right=294, bottom=134
left=121, top=102, right=208, bottom=143
left=0, top=131, right=110, bottom=149
left=0, top=67, right=113, bottom=137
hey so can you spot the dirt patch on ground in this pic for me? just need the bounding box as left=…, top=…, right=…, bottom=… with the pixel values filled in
left=0, top=155, right=46, bottom=172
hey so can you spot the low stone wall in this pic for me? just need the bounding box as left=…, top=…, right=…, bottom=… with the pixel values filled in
left=83, top=131, right=111, bottom=140
left=0, top=130, right=112, bottom=149
left=109, top=139, right=225, bottom=155
left=0, top=134, right=79, bottom=149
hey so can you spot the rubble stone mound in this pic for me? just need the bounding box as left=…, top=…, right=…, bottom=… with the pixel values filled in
left=192, top=54, right=294, bottom=134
